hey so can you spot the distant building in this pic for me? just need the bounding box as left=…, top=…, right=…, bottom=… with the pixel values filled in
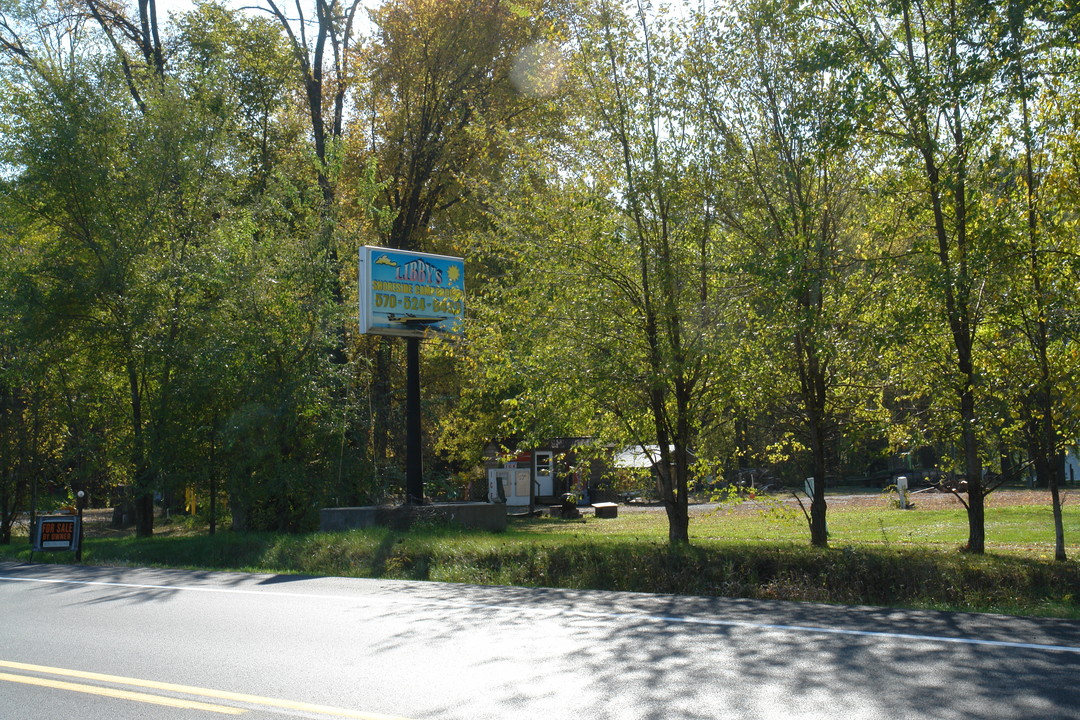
left=483, top=438, right=617, bottom=507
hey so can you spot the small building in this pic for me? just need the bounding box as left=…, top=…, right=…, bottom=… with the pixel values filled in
left=484, top=438, right=616, bottom=507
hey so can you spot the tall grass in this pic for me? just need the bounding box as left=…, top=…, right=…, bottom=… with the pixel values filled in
left=2, top=501, right=1078, bottom=618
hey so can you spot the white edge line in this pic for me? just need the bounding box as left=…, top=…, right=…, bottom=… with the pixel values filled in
left=3, top=573, right=1080, bottom=655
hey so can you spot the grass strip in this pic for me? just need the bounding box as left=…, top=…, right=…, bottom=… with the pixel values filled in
left=2, top=514, right=1077, bottom=619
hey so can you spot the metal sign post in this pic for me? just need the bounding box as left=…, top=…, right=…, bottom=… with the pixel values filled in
left=406, top=336, right=424, bottom=504
left=75, top=490, right=86, bottom=561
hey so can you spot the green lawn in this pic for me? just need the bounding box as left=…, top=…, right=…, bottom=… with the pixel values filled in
left=510, top=499, right=1080, bottom=555
left=684, top=502, right=1080, bottom=553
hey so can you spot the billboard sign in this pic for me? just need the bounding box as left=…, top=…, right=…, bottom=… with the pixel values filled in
left=358, top=246, right=465, bottom=337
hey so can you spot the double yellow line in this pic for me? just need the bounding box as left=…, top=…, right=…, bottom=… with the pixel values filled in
left=0, top=660, right=410, bottom=719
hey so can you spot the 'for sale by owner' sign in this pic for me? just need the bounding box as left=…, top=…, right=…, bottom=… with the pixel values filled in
left=32, top=515, right=81, bottom=552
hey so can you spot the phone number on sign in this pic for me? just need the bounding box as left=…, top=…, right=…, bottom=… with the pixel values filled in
left=374, top=294, right=462, bottom=314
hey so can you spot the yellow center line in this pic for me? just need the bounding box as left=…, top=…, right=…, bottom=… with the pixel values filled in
left=0, top=660, right=411, bottom=720
left=0, top=671, right=246, bottom=714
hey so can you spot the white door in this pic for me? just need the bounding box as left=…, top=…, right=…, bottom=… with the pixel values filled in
left=534, top=452, right=554, bottom=497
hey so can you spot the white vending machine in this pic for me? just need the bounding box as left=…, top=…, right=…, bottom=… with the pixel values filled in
left=487, top=468, right=533, bottom=506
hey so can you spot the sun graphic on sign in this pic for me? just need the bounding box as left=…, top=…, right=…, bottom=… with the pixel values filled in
left=447, top=265, right=460, bottom=284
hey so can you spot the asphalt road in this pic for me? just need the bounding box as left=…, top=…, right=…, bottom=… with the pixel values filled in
left=2, top=561, right=1079, bottom=719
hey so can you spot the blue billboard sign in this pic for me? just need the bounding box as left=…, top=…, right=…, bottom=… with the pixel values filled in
left=358, top=246, right=465, bottom=337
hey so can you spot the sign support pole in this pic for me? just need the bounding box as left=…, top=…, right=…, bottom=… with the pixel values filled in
left=406, top=336, right=424, bottom=504
left=358, top=246, right=464, bottom=506
left=75, top=491, right=85, bottom=562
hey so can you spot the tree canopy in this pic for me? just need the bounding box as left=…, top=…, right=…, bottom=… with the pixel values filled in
left=2, top=0, right=1078, bottom=554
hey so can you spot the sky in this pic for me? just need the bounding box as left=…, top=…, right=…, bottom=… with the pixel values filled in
left=154, top=0, right=197, bottom=21
left=151, top=1, right=377, bottom=31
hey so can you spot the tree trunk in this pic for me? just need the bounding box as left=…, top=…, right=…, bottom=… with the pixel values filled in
left=1034, top=437, right=1068, bottom=561
left=209, top=419, right=218, bottom=536
left=0, top=475, right=16, bottom=544
left=669, top=386, right=693, bottom=545
left=1013, top=21, right=1066, bottom=560
left=797, top=320, right=830, bottom=548
left=1041, top=394, right=1067, bottom=561
left=659, top=441, right=690, bottom=545
left=925, top=151, right=985, bottom=553
left=652, top=400, right=690, bottom=545
left=666, top=499, right=690, bottom=544
left=1050, top=473, right=1067, bottom=562
left=1026, top=395, right=1067, bottom=561
left=134, top=488, right=154, bottom=538
left=809, top=420, right=829, bottom=548
left=960, top=381, right=984, bottom=553
left=127, top=357, right=154, bottom=538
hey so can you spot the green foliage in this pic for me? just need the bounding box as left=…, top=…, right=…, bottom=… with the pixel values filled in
left=1, top=0, right=1080, bottom=557
left=0, top=0, right=361, bottom=533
